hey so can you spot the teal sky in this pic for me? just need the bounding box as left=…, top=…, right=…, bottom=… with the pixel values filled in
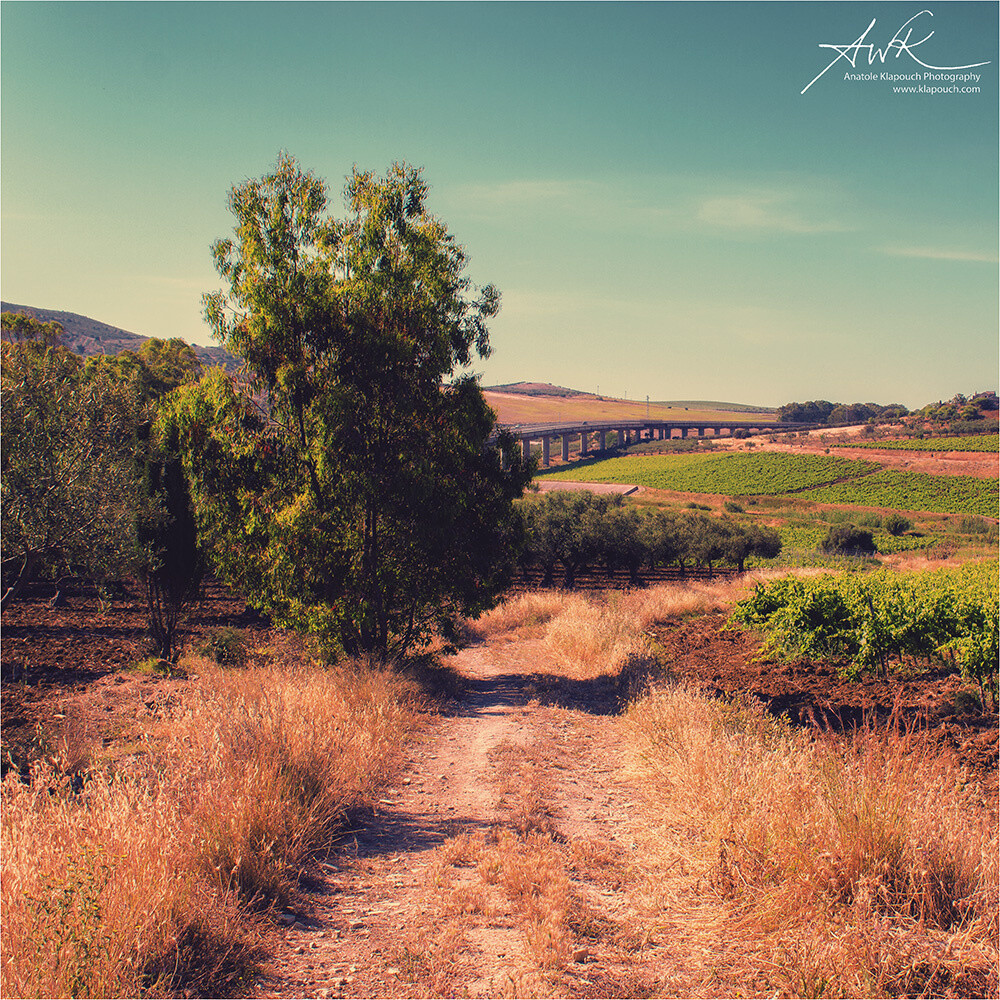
left=2, top=1, right=997, bottom=408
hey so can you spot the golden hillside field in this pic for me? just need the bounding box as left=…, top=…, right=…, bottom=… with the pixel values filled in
left=483, top=389, right=770, bottom=426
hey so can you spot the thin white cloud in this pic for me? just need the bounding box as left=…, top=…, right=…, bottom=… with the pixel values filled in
left=695, top=192, right=851, bottom=234
left=497, top=289, right=826, bottom=348
left=879, top=245, right=999, bottom=263
left=451, top=174, right=854, bottom=239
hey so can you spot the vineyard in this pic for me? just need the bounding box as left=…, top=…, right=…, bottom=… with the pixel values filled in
left=538, top=449, right=999, bottom=519
left=730, top=560, right=999, bottom=709
left=835, top=434, right=999, bottom=453
left=537, top=451, right=878, bottom=495
left=797, top=468, right=999, bottom=518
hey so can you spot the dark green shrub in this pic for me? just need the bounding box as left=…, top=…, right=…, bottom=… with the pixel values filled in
left=882, top=514, right=912, bottom=537
left=819, top=524, right=877, bottom=556
left=959, top=516, right=991, bottom=535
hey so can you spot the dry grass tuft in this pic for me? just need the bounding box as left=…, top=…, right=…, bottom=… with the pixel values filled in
left=468, top=577, right=760, bottom=673
left=1, top=655, right=422, bottom=999
left=168, top=660, right=421, bottom=907
left=627, top=685, right=999, bottom=997
left=464, top=591, right=571, bottom=640
left=538, top=580, right=743, bottom=682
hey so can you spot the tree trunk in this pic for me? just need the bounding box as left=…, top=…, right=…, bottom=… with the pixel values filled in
left=1, top=550, right=42, bottom=613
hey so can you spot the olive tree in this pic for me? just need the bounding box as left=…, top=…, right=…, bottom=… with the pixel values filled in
left=1, top=342, right=145, bottom=610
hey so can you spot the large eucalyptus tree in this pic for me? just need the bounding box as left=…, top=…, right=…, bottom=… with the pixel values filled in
left=172, top=154, right=530, bottom=660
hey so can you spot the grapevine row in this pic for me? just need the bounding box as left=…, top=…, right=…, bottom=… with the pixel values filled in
left=729, top=561, right=999, bottom=710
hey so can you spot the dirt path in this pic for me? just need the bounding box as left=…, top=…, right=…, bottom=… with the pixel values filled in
left=254, top=638, right=732, bottom=999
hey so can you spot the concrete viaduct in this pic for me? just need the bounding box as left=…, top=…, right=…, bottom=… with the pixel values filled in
left=500, top=419, right=822, bottom=468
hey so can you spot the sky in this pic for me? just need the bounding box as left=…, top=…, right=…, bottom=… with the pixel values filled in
left=2, top=1, right=997, bottom=409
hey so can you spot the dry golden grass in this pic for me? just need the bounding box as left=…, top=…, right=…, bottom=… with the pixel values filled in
left=482, top=390, right=760, bottom=427
left=1, top=653, right=423, bottom=999
left=467, top=578, right=753, bottom=685
left=463, top=591, right=570, bottom=641
left=167, top=659, right=422, bottom=906
left=538, top=578, right=750, bottom=681
left=627, top=686, right=999, bottom=997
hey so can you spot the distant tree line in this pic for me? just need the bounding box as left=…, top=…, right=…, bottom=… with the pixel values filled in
left=517, top=490, right=781, bottom=588
left=777, top=400, right=910, bottom=425
left=912, top=392, right=997, bottom=427
left=778, top=392, right=997, bottom=430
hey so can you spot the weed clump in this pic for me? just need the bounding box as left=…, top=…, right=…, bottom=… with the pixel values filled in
left=1, top=654, right=422, bottom=998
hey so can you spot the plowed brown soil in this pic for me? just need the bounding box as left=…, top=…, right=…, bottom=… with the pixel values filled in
left=1, top=579, right=270, bottom=780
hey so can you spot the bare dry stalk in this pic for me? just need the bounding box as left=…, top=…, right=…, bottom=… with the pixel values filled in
left=1, top=654, right=423, bottom=999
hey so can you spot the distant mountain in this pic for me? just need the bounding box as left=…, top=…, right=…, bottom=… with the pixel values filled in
left=652, top=400, right=777, bottom=414
left=0, top=302, right=240, bottom=372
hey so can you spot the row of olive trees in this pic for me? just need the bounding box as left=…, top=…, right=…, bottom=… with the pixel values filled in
left=1, top=314, right=205, bottom=658
left=518, top=490, right=781, bottom=589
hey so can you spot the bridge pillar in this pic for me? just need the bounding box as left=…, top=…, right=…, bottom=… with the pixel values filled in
left=619, top=428, right=628, bottom=447
left=541, top=435, right=550, bottom=467
left=657, top=427, right=664, bottom=440
left=580, top=431, right=589, bottom=456
left=698, top=427, right=706, bottom=438
left=561, top=435, right=570, bottom=461
left=599, top=430, right=606, bottom=451
left=681, top=427, right=689, bottom=439
left=522, top=437, right=531, bottom=461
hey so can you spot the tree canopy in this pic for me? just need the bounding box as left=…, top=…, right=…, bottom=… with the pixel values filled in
left=172, top=154, right=531, bottom=660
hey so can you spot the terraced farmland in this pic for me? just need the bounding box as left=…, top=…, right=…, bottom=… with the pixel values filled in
left=798, top=468, right=999, bottom=517
left=536, top=451, right=878, bottom=495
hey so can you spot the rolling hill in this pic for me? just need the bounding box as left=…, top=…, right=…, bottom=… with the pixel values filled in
left=482, top=382, right=775, bottom=425
left=0, top=302, right=240, bottom=372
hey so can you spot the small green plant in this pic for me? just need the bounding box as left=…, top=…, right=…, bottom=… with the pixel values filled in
left=132, top=657, right=174, bottom=677
left=195, top=627, right=247, bottom=667
left=26, top=850, right=113, bottom=999
left=959, top=515, right=991, bottom=535
left=723, top=500, right=744, bottom=513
